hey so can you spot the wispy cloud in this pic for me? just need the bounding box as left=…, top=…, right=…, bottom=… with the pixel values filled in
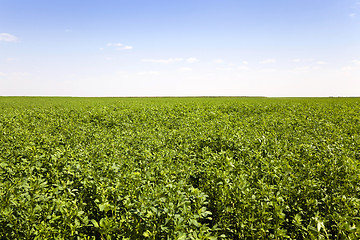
left=141, top=57, right=198, bottom=64
left=292, top=58, right=301, bottom=63
left=349, top=13, right=356, bottom=18
left=242, top=61, right=249, bottom=65
left=341, top=60, right=360, bottom=71
left=106, top=43, right=133, bottom=50
left=178, top=67, right=193, bottom=72
left=341, top=59, right=360, bottom=71
left=316, top=61, right=327, bottom=65
left=122, top=45, right=133, bottom=50
left=238, top=66, right=249, bottom=70
left=137, top=71, right=159, bottom=76
left=186, top=57, right=199, bottom=63
left=216, top=67, right=233, bottom=71
left=142, top=58, right=183, bottom=64
left=260, top=68, right=277, bottom=73
left=213, top=59, right=224, bottom=64
left=0, top=33, right=18, bottom=42
left=0, top=71, right=31, bottom=77
left=107, top=43, right=123, bottom=47
left=293, top=66, right=311, bottom=72
left=260, top=58, right=277, bottom=64
left=341, top=66, right=354, bottom=71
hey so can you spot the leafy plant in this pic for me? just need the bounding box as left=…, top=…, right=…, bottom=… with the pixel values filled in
left=0, top=97, right=359, bottom=239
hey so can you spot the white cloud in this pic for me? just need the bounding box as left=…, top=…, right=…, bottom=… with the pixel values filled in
left=292, top=66, right=311, bottom=72
left=341, top=66, right=354, bottom=71
left=106, top=43, right=133, bottom=50
left=178, top=67, right=193, bottom=72
left=12, top=72, right=31, bottom=76
left=242, top=61, right=248, bottom=65
left=137, top=71, right=159, bottom=76
left=0, top=33, right=18, bottom=42
left=342, top=59, right=360, bottom=70
left=349, top=13, right=356, bottom=17
left=142, top=58, right=183, bottom=64
left=216, top=67, right=233, bottom=71
left=107, top=43, right=123, bottom=47
left=260, top=68, right=277, bottom=73
left=141, top=57, right=197, bottom=64
left=116, top=45, right=133, bottom=50
left=292, top=58, right=301, bottom=63
left=122, top=45, right=133, bottom=50
left=316, top=61, right=327, bottom=65
left=238, top=66, right=249, bottom=70
left=115, top=71, right=130, bottom=77
left=260, top=58, right=277, bottom=64
left=186, top=57, right=199, bottom=63
left=213, top=59, right=224, bottom=64
left=0, top=71, right=30, bottom=77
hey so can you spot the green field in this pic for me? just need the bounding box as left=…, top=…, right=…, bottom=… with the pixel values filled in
left=0, top=97, right=359, bottom=239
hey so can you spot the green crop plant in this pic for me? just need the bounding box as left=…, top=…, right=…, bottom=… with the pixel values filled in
left=0, top=97, right=359, bottom=239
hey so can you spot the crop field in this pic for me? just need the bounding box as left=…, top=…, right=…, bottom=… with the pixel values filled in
left=0, top=97, right=359, bottom=239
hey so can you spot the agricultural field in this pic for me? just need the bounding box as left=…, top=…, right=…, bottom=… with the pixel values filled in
left=0, top=97, right=359, bottom=239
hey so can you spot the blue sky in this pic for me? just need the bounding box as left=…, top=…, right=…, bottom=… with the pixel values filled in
left=1, top=0, right=360, bottom=96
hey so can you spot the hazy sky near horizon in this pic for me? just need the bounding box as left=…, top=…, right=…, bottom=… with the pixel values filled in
left=1, top=0, right=360, bottom=97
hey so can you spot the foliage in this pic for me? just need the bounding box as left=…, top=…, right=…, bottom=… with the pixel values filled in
left=0, top=97, right=359, bottom=239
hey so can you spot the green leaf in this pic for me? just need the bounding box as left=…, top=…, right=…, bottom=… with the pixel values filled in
left=90, top=219, right=99, bottom=228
